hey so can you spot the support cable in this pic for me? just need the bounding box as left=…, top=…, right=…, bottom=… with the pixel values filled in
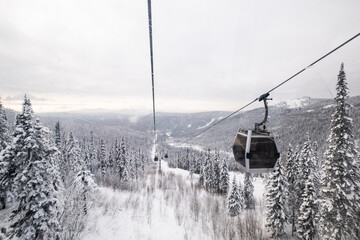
left=147, top=0, right=156, bottom=133
left=188, top=32, right=360, bottom=140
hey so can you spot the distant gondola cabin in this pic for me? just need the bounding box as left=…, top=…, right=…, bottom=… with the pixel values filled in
left=154, top=156, right=159, bottom=161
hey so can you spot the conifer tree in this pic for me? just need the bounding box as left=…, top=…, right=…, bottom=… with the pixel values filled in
left=99, top=139, right=107, bottom=176
left=228, top=177, right=241, bottom=216
left=119, top=137, right=127, bottom=180
left=199, top=156, right=205, bottom=187
left=128, top=150, right=135, bottom=180
left=265, top=160, right=287, bottom=239
left=319, top=63, right=360, bottom=240
left=238, top=179, right=245, bottom=210
left=311, top=141, right=320, bottom=197
left=0, top=98, right=11, bottom=209
left=219, top=159, right=230, bottom=195
left=0, top=96, right=35, bottom=199
left=213, top=150, right=221, bottom=193
left=88, top=131, right=97, bottom=172
left=60, top=132, right=96, bottom=239
left=297, top=175, right=317, bottom=240
left=285, top=144, right=297, bottom=236
left=9, top=118, right=62, bottom=239
left=204, top=148, right=214, bottom=191
left=243, top=172, right=255, bottom=209
left=54, top=121, right=61, bottom=149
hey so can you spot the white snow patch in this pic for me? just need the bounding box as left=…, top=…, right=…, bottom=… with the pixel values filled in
left=277, top=97, right=310, bottom=109
left=197, top=118, right=215, bottom=130
left=187, top=124, right=192, bottom=128
left=306, top=109, right=314, bottom=113
left=323, top=104, right=334, bottom=109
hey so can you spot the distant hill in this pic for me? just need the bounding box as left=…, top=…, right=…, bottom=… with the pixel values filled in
left=4, top=96, right=360, bottom=157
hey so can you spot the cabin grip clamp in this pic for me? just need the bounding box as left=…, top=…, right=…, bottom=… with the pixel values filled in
left=255, top=92, right=272, bottom=133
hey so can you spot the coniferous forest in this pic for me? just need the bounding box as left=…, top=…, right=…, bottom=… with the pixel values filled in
left=0, top=64, right=359, bottom=239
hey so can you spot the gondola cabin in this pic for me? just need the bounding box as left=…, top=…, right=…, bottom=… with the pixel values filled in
left=154, top=156, right=159, bottom=161
left=233, top=130, right=279, bottom=173
left=164, top=153, right=168, bottom=158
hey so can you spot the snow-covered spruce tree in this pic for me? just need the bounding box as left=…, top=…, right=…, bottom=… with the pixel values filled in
left=0, top=98, right=11, bottom=151
left=293, top=134, right=313, bottom=230
left=8, top=118, right=63, bottom=240
left=243, top=172, right=255, bottom=209
left=219, top=159, right=230, bottom=195
left=88, top=131, right=97, bottom=173
left=128, top=150, right=135, bottom=180
left=0, top=98, right=11, bottom=209
left=297, top=175, right=317, bottom=240
left=213, top=150, right=221, bottom=193
left=0, top=96, right=35, bottom=201
left=99, top=139, right=107, bottom=177
left=204, top=148, right=214, bottom=191
left=265, top=160, right=287, bottom=239
left=228, top=177, right=241, bottom=216
left=54, top=121, right=61, bottom=149
left=319, top=63, right=360, bottom=240
left=285, top=144, right=297, bottom=236
left=311, top=141, right=321, bottom=197
left=238, top=179, right=245, bottom=210
left=189, top=155, right=196, bottom=177
left=295, top=134, right=318, bottom=239
left=116, top=137, right=127, bottom=180
left=61, top=132, right=97, bottom=239
left=199, top=156, right=205, bottom=187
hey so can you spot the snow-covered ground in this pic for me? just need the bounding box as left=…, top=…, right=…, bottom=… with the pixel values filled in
left=82, top=161, right=268, bottom=240
left=197, top=118, right=215, bottom=130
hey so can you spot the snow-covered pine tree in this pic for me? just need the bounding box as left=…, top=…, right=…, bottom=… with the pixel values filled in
left=0, top=98, right=11, bottom=152
left=297, top=175, right=317, bottom=240
left=311, top=141, right=320, bottom=197
left=189, top=155, right=195, bottom=177
left=265, top=160, right=287, bottom=239
left=60, top=132, right=96, bottom=239
left=73, top=167, right=97, bottom=215
left=243, top=172, right=255, bottom=209
left=0, top=98, right=11, bottom=209
left=184, top=148, right=190, bottom=170
left=204, top=148, right=214, bottom=191
left=213, top=150, right=221, bottom=193
left=127, top=150, right=135, bottom=180
left=285, top=144, right=297, bottom=236
left=293, top=134, right=313, bottom=230
left=54, top=121, right=61, bottom=149
left=88, top=131, right=97, bottom=173
left=238, top=178, right=245, bottom=210
left=0, top=96, right=36, bottom=199
left=219, top=159, right=230, bottom=195
left=319, top=63, right=360, bottom=240
left=99, top=139, right=107, bottom=177
left=199, top=155, right=205, bottom=187
left=228, top=177, right=241, bottom=216
left=9, top=118, right=62, bottom=240
left=107, top=143, right=115, bottom=173
left=119, top=137, right=127, bottom=180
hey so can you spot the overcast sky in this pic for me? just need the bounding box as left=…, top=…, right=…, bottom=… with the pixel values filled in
left=0, top=0, right=359, bottom=113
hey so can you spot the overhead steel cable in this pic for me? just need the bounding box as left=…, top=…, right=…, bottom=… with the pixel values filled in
left=147, top=0, right=156, bottom=132
left=188, top=32, right=360, bottom=140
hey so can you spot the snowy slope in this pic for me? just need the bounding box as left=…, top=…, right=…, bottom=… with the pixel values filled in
left=82, top=161, right=268, bottom=240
